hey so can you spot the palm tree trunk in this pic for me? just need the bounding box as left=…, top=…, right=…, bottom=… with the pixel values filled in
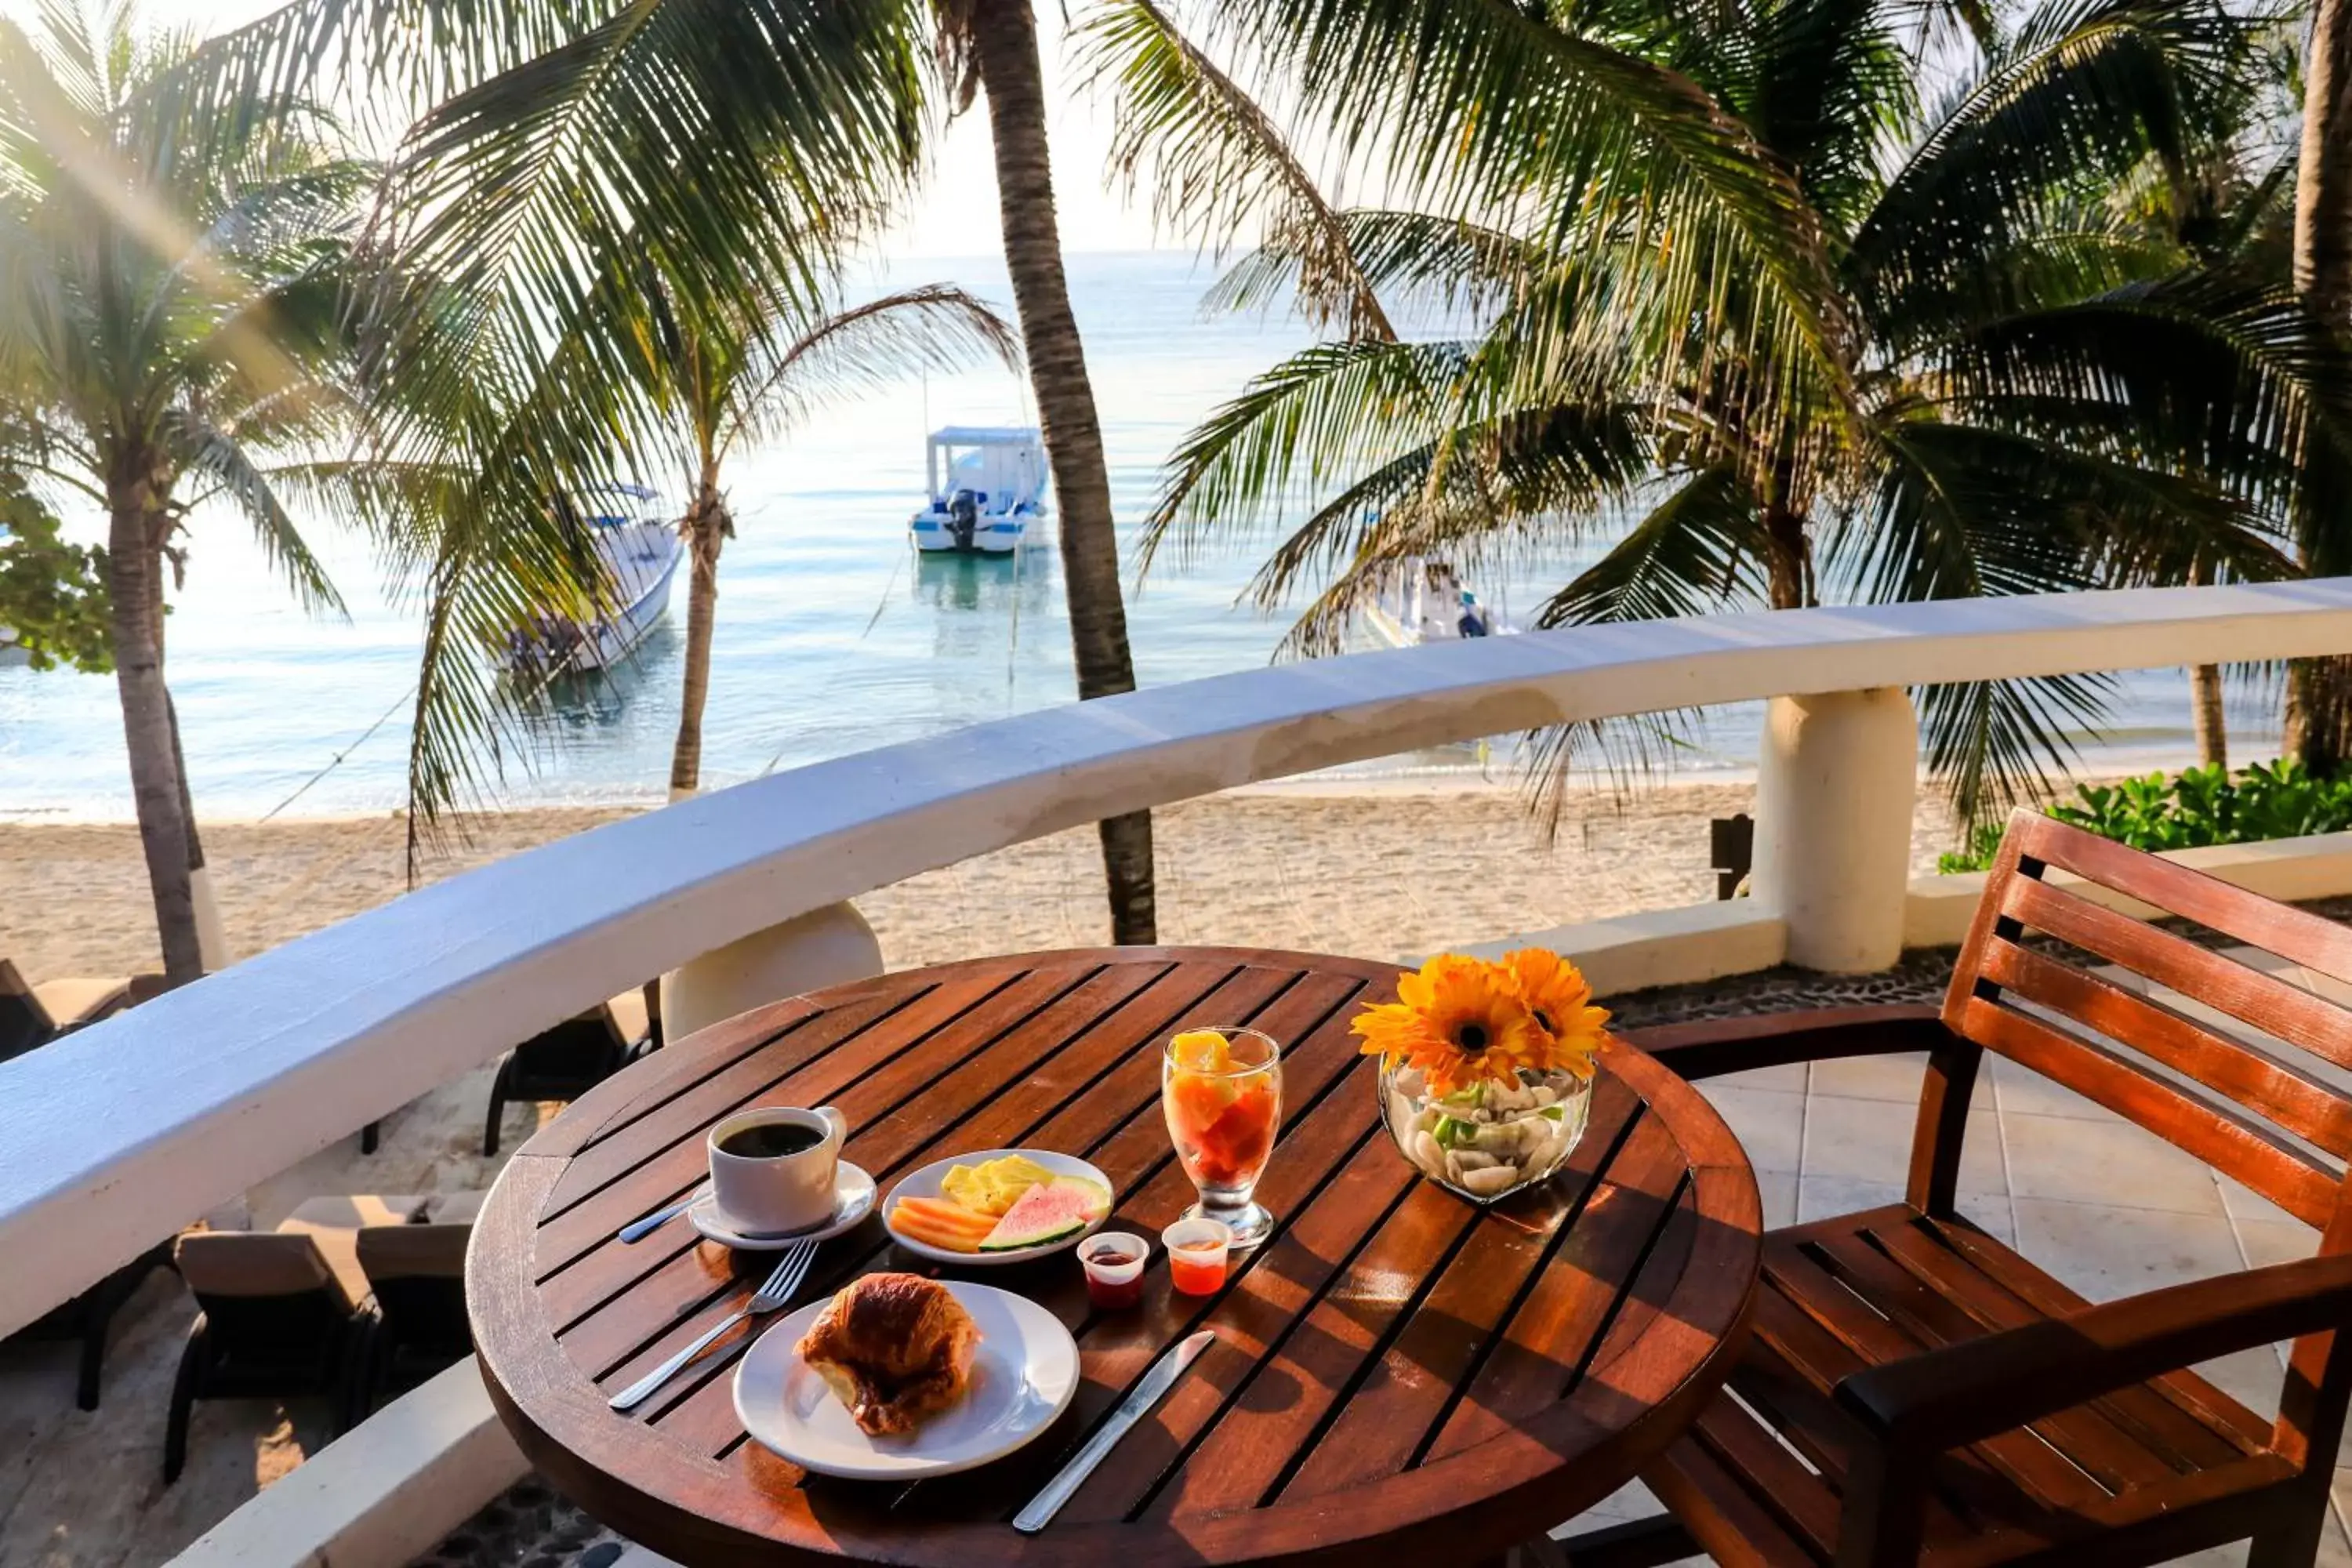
left=2186, top=561, right=2227, bottom=769
left=107, top=481, right=202, bottom=985
left=967, top=0, right=1156, bottom=944
left=2288, top=0, right=2352, bottom=772
left=1761, top=452, right=1809, bottom=611
left=2299, top=0, right=2352, bottom=321
left=1764, top=508, right=1808, bottom=610
left=670, top=485, right=726, bottom=800
left=2191, top=663, right=2228, bottom=768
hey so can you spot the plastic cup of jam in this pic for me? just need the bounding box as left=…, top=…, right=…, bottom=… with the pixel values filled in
left=1161, top=1217, right=1233, bottom=1296
left=1080, top=1232, right=1148, bottom=1309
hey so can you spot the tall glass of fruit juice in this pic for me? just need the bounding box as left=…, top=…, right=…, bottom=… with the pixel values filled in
left=1162, top=1026, right=1282, bottom=1247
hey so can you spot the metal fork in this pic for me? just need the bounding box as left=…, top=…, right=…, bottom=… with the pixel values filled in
left=608, top=1240, right=818, bottom=1412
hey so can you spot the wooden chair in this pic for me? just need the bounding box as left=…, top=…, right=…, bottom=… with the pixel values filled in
left=1557, top=811, right=2352, bottom=1568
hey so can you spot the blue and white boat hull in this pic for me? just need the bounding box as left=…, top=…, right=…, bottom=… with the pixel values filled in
left=909, top=509, right=1029, bottom=554
left=568, top=544, right=680, bottom=669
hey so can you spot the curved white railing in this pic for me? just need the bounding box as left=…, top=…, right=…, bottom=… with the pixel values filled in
left=6, top=579, right=2352, bottom=1334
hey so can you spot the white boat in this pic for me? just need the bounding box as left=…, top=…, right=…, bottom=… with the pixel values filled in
left=504, top=484, right=681, bottom=675
left=1359, top=557, right=1519, bottom=648
left=909, top=426, right=1048, bottom=555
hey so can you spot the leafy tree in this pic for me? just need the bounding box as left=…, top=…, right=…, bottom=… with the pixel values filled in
left=1110, top=0, right=2352, bottom=826
left=0, top=470, right=111, bottom=673
left=0, top=2, right=367, bottom=982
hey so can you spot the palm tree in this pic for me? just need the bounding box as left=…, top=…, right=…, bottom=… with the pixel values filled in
left=2290, top=0, right=2352, bottom=772
left=942, top=0, right=1160, bottom=942
left=1110, top=0, right=2352, bottom=824
left=625, top=279, right=1017, bottom=797
left=0, top=2, right=365, bottom=985
left=190, top=0, right=1169, bottom=940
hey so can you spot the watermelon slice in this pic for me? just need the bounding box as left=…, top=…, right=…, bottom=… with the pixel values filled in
left=978, top=1175, right=1112, bottom=1252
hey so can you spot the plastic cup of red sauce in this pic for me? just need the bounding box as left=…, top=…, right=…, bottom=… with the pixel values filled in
left=1080, top=1231, right=1149, bottom=1308
left=1160, top=1217, right=1234, bottom=1296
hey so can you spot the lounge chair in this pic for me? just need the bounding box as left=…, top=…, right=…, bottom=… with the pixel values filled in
left=354, top=1221, right=474, bottom=1410
left=482, top=995, right=650, bottom=1156
left=3, top=962, right=151, bottom=1406
left=165, top=1230, right=374, bottom=1483
left=275, top=1193, right=430, bottom=1299
left=13, top=1240, right=176, bottom=1411
left=1, top=958, right=129, bottom=1062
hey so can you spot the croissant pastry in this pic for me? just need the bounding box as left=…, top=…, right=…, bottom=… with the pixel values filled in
left=796, top=1272, right=980, bottom=1436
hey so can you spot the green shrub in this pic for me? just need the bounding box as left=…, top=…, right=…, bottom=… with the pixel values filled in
left=1935, top=760, right=2352, bottom=873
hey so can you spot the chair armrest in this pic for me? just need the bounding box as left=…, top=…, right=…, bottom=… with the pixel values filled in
left=1620, top=1004, right=1947, bottom=1081
left=1835, top=1251, right=2352, bottom=1452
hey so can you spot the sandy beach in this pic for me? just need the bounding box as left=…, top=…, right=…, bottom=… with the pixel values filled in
left=0, top=777, right=1972, bottom=986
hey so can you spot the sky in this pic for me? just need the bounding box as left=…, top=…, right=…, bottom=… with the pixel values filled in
left=0, top=0, right=1165, bottom=254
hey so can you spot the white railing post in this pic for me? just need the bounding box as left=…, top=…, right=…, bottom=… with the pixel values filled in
left=1751, top=688, right=1918, bottom=972
left=659, top=900, right=884, bottom=1043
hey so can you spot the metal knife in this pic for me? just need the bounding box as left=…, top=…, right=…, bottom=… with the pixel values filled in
left=1012, top=1330, right=1216, bottom=1535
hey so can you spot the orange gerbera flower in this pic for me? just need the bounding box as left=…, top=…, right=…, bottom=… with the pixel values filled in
left=1353, top=954, right=1548, bottom=1098
left=1501, top=948, right=1610, bottom=1080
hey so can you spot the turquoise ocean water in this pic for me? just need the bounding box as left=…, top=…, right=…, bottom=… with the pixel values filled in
left=0, top=251, right=2259, bottom=822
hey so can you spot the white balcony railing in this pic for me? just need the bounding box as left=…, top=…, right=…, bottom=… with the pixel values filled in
left=7, top=579, right=2352, bottom=1338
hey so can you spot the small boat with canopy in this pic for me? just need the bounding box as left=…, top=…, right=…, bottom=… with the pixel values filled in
left=909, top=427, right=1048, bottom=555
left=502, top=484, right=681, bottom=675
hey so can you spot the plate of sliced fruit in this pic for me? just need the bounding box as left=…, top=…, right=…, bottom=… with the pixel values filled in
left=884, top=1150, right=1114, bottom=1265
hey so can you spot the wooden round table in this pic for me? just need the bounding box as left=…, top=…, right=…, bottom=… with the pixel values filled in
left=469, top=946, right=1762, bottom=1566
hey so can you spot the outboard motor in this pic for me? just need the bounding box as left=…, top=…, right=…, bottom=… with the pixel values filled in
left=949, top=488, right=980, bottom=551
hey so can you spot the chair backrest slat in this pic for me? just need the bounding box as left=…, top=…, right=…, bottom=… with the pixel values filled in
left=1976, top=938, right=2352, bottom=1160
left=1956, top=987, right=2342, bottom=1225
left=2009, top=814, right=2352, bottom=989
left=2002, top=873, right=2352, bottom=1071
left=1947, top=812, right=2352, bottom=1237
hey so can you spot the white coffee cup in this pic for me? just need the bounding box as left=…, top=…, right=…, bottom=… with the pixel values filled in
left=707, top=1105, right=848, bottom=1236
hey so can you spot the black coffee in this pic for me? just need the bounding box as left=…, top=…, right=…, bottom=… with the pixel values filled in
left=719, top=1122, right=822, bottom=1159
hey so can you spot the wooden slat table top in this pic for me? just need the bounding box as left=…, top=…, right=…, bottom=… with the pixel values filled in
left=468, top=946, right=1763, bottom=1567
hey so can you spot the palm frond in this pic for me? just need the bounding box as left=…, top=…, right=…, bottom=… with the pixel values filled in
left=1076, top=0, right=1392, bottom=340
left=1852, top=0, right=2249, bottom=336
left=159, top=407, right=345, bottom=614
left=1535, top=464, right=1767, bottom=627
left=1205, top=0, right=1858, bottom=438
left=1202, top=208, right=1541, bottom=324
left=717, top=284, right=1017, bottom=459
left=1138, top=337, right=1470, bottom=572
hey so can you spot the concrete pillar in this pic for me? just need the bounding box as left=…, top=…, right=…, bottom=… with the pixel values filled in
left=189, top=865, right=232, bottom=973
left=659, top=901, right=884, bottom=1044
left=1751, top=688, right=1918, bottom=973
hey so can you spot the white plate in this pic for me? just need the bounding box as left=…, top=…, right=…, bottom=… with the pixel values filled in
left=733, top=1282, right=1079, bottom=1479
left=881, top=1149, right=1112, bottom=1265
left=689, top=1162, right=876, bottom=1250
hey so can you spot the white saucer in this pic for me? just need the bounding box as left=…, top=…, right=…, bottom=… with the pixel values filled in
left=689, top=1162, right=876, bottom=1250
left=734, top=1281, right=1079, bottom=1479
